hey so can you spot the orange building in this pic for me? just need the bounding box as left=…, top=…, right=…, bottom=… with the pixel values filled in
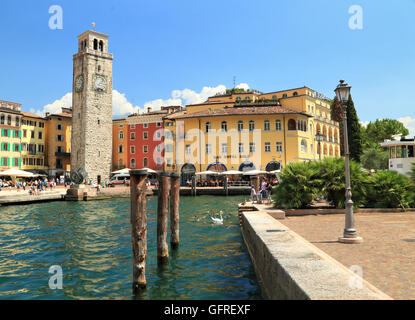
left=45, top=107, right=72, bottom=179
left=112, top=117, right=127, bottom=171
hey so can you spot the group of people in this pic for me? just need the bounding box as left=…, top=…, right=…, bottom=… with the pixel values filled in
left=250, top=177, right=276, bottom=204
left=0, top=178, right=60, bottom=194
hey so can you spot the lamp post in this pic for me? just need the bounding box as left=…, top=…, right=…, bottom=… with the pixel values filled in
left=315, top=130, right=323, bottom=160
left=334, top=80, right=363, bottom=244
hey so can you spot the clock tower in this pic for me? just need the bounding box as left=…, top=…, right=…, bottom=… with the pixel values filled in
left=71, top=30, right=113, bottom=184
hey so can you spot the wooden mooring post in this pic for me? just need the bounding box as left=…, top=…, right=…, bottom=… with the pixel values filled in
left=129, top=169, right=148, bottom=293
left=157, top=172, right=170, bottom=264
left=170, top=172, right=180, bottom=249
left=191, top=175, right=196, bottom=196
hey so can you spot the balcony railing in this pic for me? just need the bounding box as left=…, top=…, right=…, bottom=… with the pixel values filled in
left=55, top=152, right=70, bottom=157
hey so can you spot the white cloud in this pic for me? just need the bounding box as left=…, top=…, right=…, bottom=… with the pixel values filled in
left=35, top=83, right=250, bottom=117
left=398, top=116, right=415, bottom=138
left=40, top=92, right=73, bottom=115
left=360, top=121, right=369, bottom=128
left=112, top=90, right=141, bottom=115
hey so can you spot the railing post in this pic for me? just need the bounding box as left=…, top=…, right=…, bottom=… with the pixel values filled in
left=157, top=172, right=170, bottom=264
left=129, top=169, right=148, bottom=293
left=170, top=172, right=180, bottom=249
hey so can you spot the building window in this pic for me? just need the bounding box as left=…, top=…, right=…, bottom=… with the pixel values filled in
left=31, top=131, right=35, bottom=138
left=130, top=124, right=136, bottom=129
left=293, top=91, right=298, bottom=96
left=143, top=132, right=148, bottom=140
left=15, top=117, right=20, bottom=126
left=14, top=144, right=19, bottom=152
left=205, top=122, right=211, bottom=133
left=275, top=120, right=282, bottom=131
left=56, top=124, right=63, bottom=130
left=56, top=134, right=64, bottom=141
left=23, top=129, right=27, bottom=138
left=265, top=142, right=271, bottom=153
left=249, top=142, right=255, bottom=153
left=155, top=130, right=161, bottom=139
left=143, top=123, right=148, bottom=128
left=156, top=144, right=161, bottom=152
left=288, top=119, right=296, bottom=131
left=165, top=144, right=173, bottom=152
left=301, top=139, right=307, bottom=153
left=221, top=143, right=228, bottom=154
left=119, top=131, right=124, bottom=139
left=143, top=145, right=148, bottom=153
left=264, top=120, right=270, bottom=131
left=239, top=143, right=244, bottom=154
left=282, top=93, right=287, bottom=98
left=0, top=114, right=4, bottom=124
left=185, top=144, right=191, bottom=155
left=276, top=142, right=282, bottom=152
left=206, top=144, right=212, bottom=155
left=130, top=146, right=136, bottom=154
left=221, top=121, right=227, bottom=132
left=156, top=122, right=161, bottom=127
left=38, top=145, right=44, bottom=153
left=7, top=116, right=11, bottom=125
left=38, top=132, right=42, bottom=139
left=249, top=120, right=255, bottom=131
left=143, top=158, right=148, bottom=167
left=238, top=120, right=244, bottom=131
left=118, top=145, right=123, bottom=153
left=130, top=132, right=135, bottom=140
left=130, top=158, right=136, bottom=168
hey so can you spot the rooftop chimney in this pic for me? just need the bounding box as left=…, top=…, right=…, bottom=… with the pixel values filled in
left=147, top=107, right=152, bottom=113
left=46, top=112, right=50, bottom=117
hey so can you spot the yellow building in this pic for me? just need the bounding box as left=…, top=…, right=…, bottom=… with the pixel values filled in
left=20, top=111, right=48, bottom=173
left=0, top=100, right=22, bottom=170
left=45, top=107, right=72, bottom=178
left=163, top=86, right=340, bottom=182
left=112, top=118, right=127, bottom=171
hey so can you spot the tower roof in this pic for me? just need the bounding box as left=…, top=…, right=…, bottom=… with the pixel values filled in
left=77, top=30, right=109, bottom=39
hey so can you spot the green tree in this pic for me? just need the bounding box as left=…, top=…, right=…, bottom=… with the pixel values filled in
left=363, top=119, right=409, bottom=148
left=345, top=95, right=363, bottom=162
left=360, top=147, right=389, bottom=170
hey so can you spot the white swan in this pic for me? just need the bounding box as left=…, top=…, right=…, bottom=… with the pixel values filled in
left=211, top=211, right=224, bottom=224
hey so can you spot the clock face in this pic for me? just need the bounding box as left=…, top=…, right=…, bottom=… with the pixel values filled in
left=93, top=75, right=106, bottom=92
left=75, top=75, right=84, bottom=92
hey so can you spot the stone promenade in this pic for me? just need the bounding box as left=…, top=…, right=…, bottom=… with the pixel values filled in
left=280, top=211, right=415, bottom=300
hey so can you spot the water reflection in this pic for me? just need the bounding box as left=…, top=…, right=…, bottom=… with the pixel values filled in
left=0, top=196, right=261, bottom=300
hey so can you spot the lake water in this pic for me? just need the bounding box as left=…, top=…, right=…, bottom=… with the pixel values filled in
left=0, top=195, right=261, bottom=299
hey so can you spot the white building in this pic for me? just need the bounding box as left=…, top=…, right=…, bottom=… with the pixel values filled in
left=381, top=138, right=415, bottom=176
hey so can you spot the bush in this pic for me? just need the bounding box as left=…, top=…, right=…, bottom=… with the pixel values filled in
left=272, top=161, right=320, bottom=209
left=312, top=157, right=369, bottom=209
left=410, top=162, right=415, bottom=185
left=364, top=170, right=412, bottom=210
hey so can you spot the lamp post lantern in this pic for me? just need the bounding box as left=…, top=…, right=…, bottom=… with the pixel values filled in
left=334, top=80, right=363, bottom=244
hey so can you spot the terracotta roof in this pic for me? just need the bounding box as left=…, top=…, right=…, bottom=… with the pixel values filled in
left=51, top=112, right=72, bottom=118
left=164, top=105, right=311, bottom=120
left=21, top=111, right=44, bottom=119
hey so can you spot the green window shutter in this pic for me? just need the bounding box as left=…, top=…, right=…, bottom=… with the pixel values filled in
left=8, top=143, right=10, bottom=151
left=19, top=130, right=21, bottom=138
left=7, top=158, right=10, bottom=167
left=0, top=158, right=2, bottom=166
left=1, top=128, right=3, bottom=136
left=7, top=129, right=10, bottom=137
left=1, top=144, right=2, bottom=151
left=19, top=158, right=21, bottom=167
left=19, top=144, right=22, bottom=152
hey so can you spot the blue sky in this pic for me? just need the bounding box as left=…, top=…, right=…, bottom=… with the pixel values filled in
left=0, top=0, right=414, bottom=134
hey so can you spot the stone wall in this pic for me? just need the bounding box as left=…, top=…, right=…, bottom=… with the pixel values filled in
left=241, top=210, right=391, bottom=300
